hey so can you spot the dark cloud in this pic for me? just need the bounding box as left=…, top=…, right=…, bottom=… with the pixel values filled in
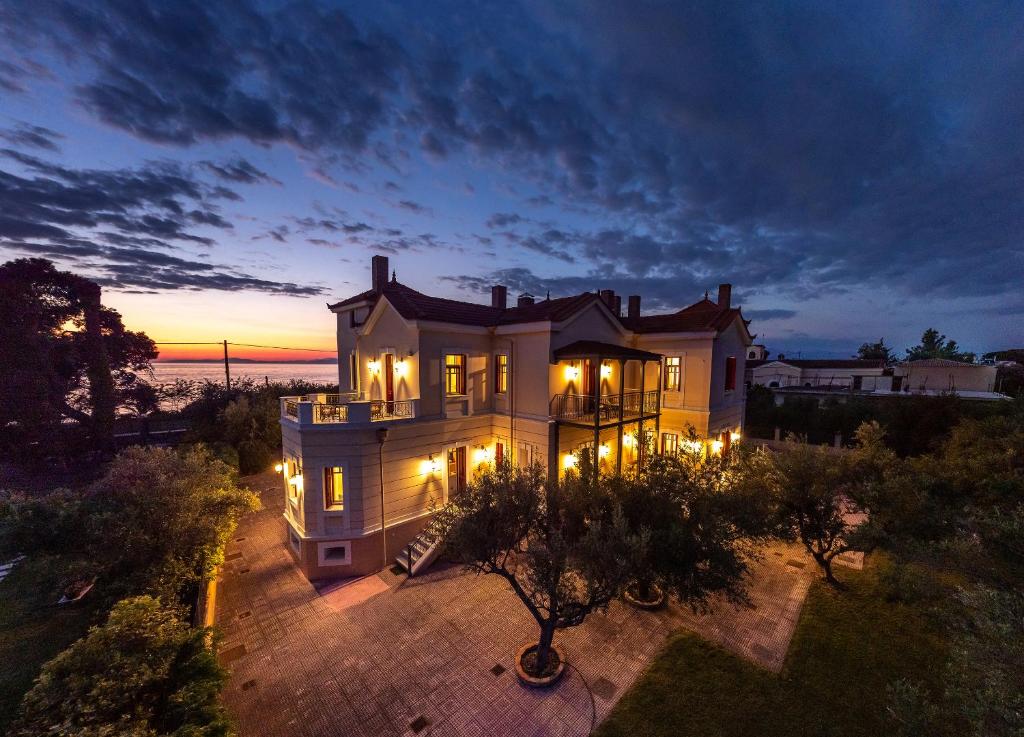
left=199, top=158, right=280, bottom=185
left=485, top=212, right=524, bottom=228
left=0, top=150, right=319, bottom=295
left=396, top=199, right=428, bottom=214
left=4, top=238, right=321, bottom=295
left=0, top=122, right=63, bottom=151
left=2, top=0, right=1022, bottom=310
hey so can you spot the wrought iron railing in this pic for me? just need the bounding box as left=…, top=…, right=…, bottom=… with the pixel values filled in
left=284, top=400, right=298, bottom=419
left=370, top=399, right=414, bottom=420
left=313, top=403, right=348, bottom=423
left=551, top=390, right=659, bottom=422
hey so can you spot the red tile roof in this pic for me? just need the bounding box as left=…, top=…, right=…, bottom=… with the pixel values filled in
left=328, top=280, right=744, bottom=334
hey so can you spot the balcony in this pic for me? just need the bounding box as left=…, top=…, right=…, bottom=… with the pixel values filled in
left=280, top=393, right=418, bottom=427
left=549, top=389, right=659, bottom=426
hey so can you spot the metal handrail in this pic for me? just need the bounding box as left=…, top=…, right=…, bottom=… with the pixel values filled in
left=313, top=403, right=348, bottom=423
left=370, top=399, right=414, bottom=420
left=551, top=390, right=659, bottom=421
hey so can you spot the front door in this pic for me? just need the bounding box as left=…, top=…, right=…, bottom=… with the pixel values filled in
left=384, top=353, right=395, bottom=407
left=447, top=446, right=466, bottom=499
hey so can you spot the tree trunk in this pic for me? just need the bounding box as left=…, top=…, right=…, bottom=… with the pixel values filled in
left=812, top=550, right=841, bottom=588
left=78, top=281, right=115, bottom=455
left=533, top=619, right=557, bottom=675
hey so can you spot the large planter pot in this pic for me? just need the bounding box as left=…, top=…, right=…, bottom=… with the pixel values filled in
left=623, top=583, right=666, bottom=610
left=515, top=642, right=566, bottom=688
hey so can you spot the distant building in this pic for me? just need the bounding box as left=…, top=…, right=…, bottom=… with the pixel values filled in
left=747, top=356, right=1008, bottom=403
left=746, top=344, right=768, bottom=361
left=747, top=358, right=889, bottom=392
left=892, top=359, right=998, bottom=397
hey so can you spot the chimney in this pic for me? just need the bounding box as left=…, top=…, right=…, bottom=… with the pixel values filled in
left=717, top=283, right=732, bottom=310
left=491, top=285, right=507, bottom=309
left=371, top=255, right=389, bottom=293
left=613, top=295, right=622, bottom=317
left=599, top=289, right=615, bottom=310
left=627, top=295, right=641, bottom=319
left=517, top=293, right=535, bottom=307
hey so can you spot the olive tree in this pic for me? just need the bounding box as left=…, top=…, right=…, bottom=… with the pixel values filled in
left=619, top=436, right=776, bottom=608
left=435, top=458, right=642, bottom=676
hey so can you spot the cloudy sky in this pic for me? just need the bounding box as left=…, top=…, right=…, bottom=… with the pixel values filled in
left=1, top=0, right=1021, bottom=359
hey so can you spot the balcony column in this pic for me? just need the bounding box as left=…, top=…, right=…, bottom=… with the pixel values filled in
left=654, top=358, right=662, bottom=442
left=638, top=361, right=646, bottom=468
left=616, top=358, right=626, bottom=475
left=593, top=354, right=602, bottom=481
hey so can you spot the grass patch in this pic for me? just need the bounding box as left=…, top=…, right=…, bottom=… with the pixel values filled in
left=598, top=558, right=950, bottom=737
left=0, top=555, right=98, bottom=732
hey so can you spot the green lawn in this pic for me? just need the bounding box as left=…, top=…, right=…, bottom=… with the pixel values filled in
left=598, top=559, right=950, bottom=737
left=0, top=555, right=97, bottom=732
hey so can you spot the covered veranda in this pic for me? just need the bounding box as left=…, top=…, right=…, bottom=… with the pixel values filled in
left=547, top=340, right=663, bottom=476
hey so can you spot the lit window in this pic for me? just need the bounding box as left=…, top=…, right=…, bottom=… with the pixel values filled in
left=664, top=357, right=681, bottom=391
left=324, top=466, right=344, bottom=510
left=661, top=433, right=679, bottom=455
left=725, top=356, right=737, bottom=391
left=495, top=354, right=509, bottom=394
left=445, top=354, right=466, bottom=395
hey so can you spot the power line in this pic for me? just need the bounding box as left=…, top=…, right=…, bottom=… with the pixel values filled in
left=153, top=341, right=331, bottom=352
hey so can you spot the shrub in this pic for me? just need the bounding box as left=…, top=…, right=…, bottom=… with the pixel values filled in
left=11, top=596, right=231, bottom=737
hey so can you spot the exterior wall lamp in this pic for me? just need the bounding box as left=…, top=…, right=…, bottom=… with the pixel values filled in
left=600, top=363, right=612, bottom=378
left=368, top=359, right=381, bottom=375
left=598, top=443, right=611, bottom=458
left=563, top=451, right=578, bottom=469
left=564, top=365, right=580, bottom=381
left=274, top=463, right=283, bottom=473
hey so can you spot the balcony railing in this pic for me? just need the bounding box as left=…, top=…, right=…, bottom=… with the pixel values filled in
left=370, top=399, right=414, bottom=420
left=550, top=390, right=659, bottom=423
left=280, top=394, right=417, bottom=426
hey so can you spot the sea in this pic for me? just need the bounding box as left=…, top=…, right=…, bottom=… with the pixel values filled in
left=151, top=362, right=339, bottom=386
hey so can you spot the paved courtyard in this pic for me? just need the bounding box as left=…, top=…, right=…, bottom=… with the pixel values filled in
left=217, top=474, right=818, bottom=737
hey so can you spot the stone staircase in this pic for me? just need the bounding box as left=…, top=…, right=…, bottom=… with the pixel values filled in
left=394, top=518, right=444, bottom=577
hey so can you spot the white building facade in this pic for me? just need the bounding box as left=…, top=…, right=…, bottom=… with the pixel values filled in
left=279, top=256, right=753, bottom=580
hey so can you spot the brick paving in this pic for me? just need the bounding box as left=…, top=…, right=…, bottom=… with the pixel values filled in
left=218, top=474, right=818, bottom=737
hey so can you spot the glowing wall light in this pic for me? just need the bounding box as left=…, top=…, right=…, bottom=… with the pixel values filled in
left=600, top=362, right=612, bottom=378
left=622, top=434, right=635, bottom=448
left=730, top=431, right=742, bottom=442
left=710, top=440, right=724, bottom=454
left=394, top=359, right=409, bottom=377
left=287, top=474, right=304, bottom=491
left=598, top=443, right=611, bottom=458
left=367, top=359, right=382, bottom=375
left=564, top=364, right=580, bottom=381
left=563, top=452, right=578, bottom=469
left=420, top=453, right=441, bottom=475
left=683, top=439, right=704, bottom=453
left=473, top=444, right=492, bottom=465
left=274, top=463, right=284, bottom=473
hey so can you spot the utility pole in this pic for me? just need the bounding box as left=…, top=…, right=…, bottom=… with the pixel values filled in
left=223, top=340, right=231, bottom=389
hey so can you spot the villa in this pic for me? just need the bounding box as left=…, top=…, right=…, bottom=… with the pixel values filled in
left=279, top=255, right=753, bottom=580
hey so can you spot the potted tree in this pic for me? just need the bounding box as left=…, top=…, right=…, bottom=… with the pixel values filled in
left=435, top=457, right=641, bottom=687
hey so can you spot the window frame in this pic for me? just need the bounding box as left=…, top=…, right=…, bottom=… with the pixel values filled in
left=323, top=465, right=344, bottom=511
left=724, top=356, right=737, bottom=392
left=661, top=432, right=679, bottom=455
left=664, top=356, right=682, bottom=392
left=445, top=353, right=467, bottom=395
left=495, top=353, right=509, bottom=395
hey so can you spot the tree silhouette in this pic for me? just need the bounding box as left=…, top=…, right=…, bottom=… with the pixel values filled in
left=0, top=258, right=157, bottom=459
left=906, top=328, right=975, bottom=363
